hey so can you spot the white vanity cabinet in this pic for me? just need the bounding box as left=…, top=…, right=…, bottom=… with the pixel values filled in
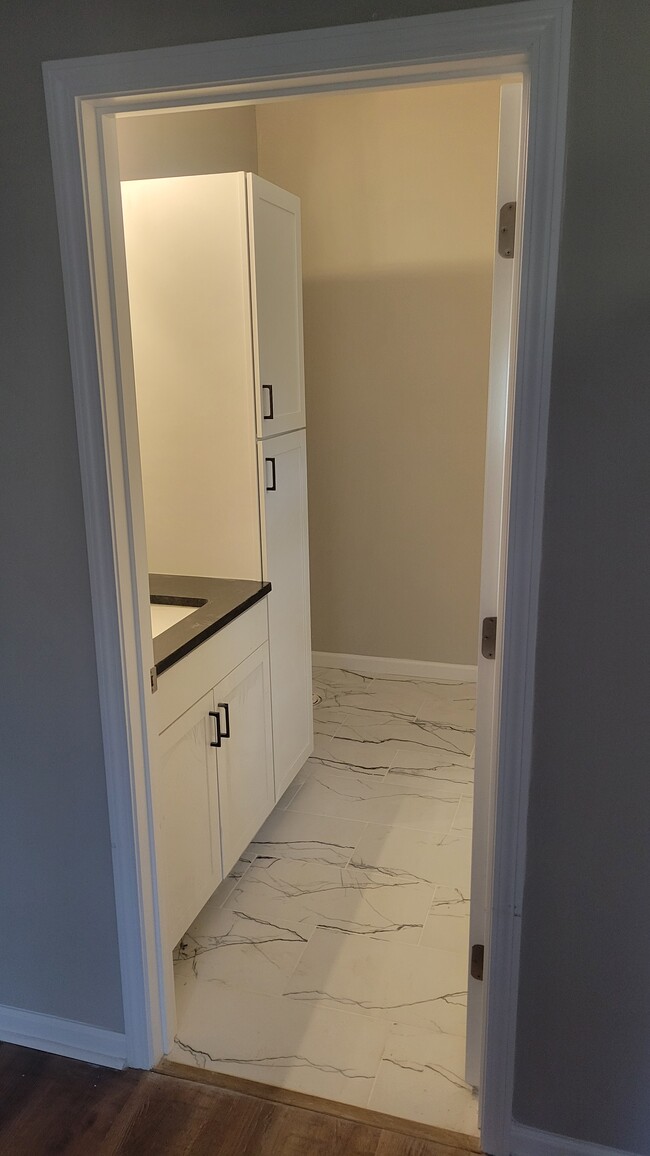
left=121, top=170, right=306, bottom=577
left=246, top=176, right=313, bottom=795
left=154, top=601, right=274, bottom=948
left=121, top=167, right=314, bottom=878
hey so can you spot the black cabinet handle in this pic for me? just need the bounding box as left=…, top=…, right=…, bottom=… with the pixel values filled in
left=217, top=702, right=230, bottom=740
left=262, top=383, right=274, bottom=420
left=209, top=710, right=222, bottom=748
left=265, top=457, right=276, bottom=492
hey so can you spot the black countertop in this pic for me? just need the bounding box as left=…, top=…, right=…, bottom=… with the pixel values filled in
left=150, top=573, right=271, bottom=676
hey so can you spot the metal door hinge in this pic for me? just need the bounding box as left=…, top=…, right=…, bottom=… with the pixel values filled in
left=471, top=943, right=484, bottom=982
left=481, top=616, right=497, bottom=660
left=498, top=201, right=516, bottom=258
left=150, top=666, right=158, bottom=693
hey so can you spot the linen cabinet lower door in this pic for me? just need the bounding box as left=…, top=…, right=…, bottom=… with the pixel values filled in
left=259, top=429, right=314, bottom=799
left=157, top=692, right=223, bottom=950
left=214, top=643, right=275, bottom=877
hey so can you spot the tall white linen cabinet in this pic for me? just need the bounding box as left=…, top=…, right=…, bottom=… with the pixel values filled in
left=121, top=171, right=314, bottom=802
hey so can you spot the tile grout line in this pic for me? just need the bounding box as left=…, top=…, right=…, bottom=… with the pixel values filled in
left=363, top=1023, right=390, bottom=1113
left=345, top=819, right=370, bottom=868
left=417, top=883, right=439, bottom=947
left=448, top=796, right=465, bottom=839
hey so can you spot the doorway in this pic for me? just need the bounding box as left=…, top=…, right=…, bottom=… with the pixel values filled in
left=42, top=7, right=571, bottom=1154
left=112, top=76, right=517, bottom=1139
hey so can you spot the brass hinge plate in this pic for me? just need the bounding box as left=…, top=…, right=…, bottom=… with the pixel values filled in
left=498, top=201, right=516, bottom=258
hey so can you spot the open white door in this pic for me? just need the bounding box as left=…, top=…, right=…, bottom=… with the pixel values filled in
left=465, top=81, right=524, bottom=1090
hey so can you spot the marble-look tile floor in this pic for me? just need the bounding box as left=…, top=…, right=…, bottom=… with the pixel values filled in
left=168, top=666, right=479, bottom=1136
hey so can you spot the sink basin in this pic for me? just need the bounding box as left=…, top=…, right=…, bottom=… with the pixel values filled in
left=150, top=598, right=206, bottom=638
left=149, top=575, right=271, bottom=675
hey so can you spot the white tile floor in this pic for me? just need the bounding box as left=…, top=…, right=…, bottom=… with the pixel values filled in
left=168, top=665, right=479, bottom=1136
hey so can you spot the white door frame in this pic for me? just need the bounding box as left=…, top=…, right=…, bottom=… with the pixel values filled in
left=42, top=3, right=572, bottom=1153
left=466, top=77, right=524, bottom=1092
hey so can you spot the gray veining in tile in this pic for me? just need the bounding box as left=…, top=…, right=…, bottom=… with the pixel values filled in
left=171, top=663, right=477, bottom=1135
left=369, top=1023, right=478, bottom=1132
left=288, top=759, right=460, bottom=832
left=284, top=927, right=468, bottom=1034
left=249, top=810, right=365, bottom=867
left=222, top=855, right=435, bottom=943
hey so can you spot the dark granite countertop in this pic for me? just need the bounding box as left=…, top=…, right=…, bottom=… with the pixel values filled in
left=150, top=573, right=271, bottom=676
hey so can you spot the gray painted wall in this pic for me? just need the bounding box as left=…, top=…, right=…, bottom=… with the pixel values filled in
left=1, top=0, right=649, bottom=1150
left=513, top=3, right=650, bottom=1151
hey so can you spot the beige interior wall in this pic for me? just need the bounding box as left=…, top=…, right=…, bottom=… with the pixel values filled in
left=115, top=84, right=500, bottom=665
left=115, top=104, right=258, bottom=180
left=256, top=82, right=501, bottom=665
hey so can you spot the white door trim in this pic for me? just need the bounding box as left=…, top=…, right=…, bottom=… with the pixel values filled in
left=510, top=1121, right=635, bottom=1156
left=466, top=78, right=524, bottom=1091
left=42, top=4, right=572, bottom=1153
left=0, top=1005, right=127, bottom=1070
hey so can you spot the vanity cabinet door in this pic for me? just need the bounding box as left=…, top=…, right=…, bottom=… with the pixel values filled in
left=259, top=429, right=314, bottom=799
left=247, top=175, right=306, bottom=437
left=213, top=642, right=275, bottom=877
left=157, top=692, right=222, bottom=949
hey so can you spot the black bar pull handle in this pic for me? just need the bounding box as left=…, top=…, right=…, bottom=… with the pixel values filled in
left=217, top=702, right=230, bottom=740
left=265, top=457, right=276, bottom=492
left=209, top=710, right=222, bottom=748
left=262, top=383, right=274, bottom=420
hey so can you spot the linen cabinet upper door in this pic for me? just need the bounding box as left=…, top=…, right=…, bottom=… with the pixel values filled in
left=247, top=175, right=306, bottom=437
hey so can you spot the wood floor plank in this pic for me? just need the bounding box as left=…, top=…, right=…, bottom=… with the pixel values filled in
left=254, top=1105, right=381, bottom=1156
left=102, top=1072, right=219, bottom=1154
left=157, top=1058, right=482, bottom=1151
left=0, top=1043, right=482, bottom=1155
left=375, top=1133, right=472, bottom=1156
left=164, top=1083, right=276, bottom=1156
left=0, top=1042, right=50, bottom=1130
left=0, top=1044, right=139, bottom=1155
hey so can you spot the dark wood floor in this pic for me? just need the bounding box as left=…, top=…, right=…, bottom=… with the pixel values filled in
left=0, top=1042, right=482, bottom=1155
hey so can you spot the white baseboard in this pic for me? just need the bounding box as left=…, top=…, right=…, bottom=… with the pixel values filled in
left=0, top=1003, right=127, bottom=1069
left=312, top=650, right=477, bottom=683
left=510, top=1121, right=637, bottom=1156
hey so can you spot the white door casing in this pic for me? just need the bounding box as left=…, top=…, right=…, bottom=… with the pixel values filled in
left=42, top=6, right=572, bottom=1152
left=466, top=81, right=524, bottom=1092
